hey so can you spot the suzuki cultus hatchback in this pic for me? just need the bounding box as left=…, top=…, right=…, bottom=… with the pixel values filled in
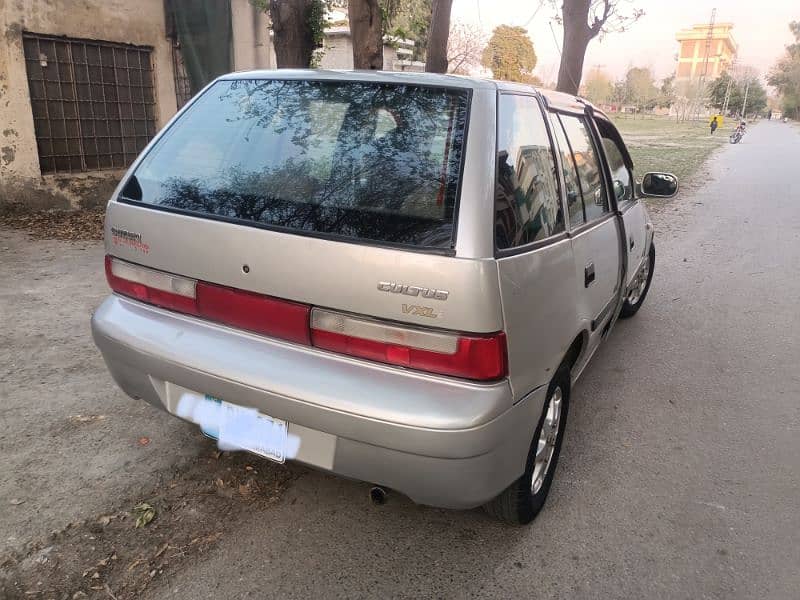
left=92, top=71, right=677, bottom=524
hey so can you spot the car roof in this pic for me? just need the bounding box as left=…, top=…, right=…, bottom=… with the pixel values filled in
left=221, top=69, right=601, bottom=114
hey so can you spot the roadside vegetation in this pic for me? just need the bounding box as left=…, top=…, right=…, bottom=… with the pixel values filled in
left=612, top=115, right=728, bottom=186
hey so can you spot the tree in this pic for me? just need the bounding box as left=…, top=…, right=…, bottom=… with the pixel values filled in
left=768, top=21, right=800, bottom=119
left=268, top=0, right=318, bottom=68
left=446, top=21, right=487, bottom=75
left=349, top=0, right=383, bottom=69
left=554, top=0, right=643, bottom=95
left=426, top=0, right=454, bottom=73
left=710, top=71, right=768, bottom=117
left=657, top=75, right=676, bottom=109
left=583, top=68, right=613, bottom=105
left=481, top=25, right=537, bottom=83
left=624, top=66, right=658, bottom=114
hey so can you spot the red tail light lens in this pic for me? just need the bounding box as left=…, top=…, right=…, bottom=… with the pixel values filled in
left=105, top=255, right=198, bottom=315
left=196, top=282, right=310, bottom=345
left=105, top=256, right=310, bottom=345
left=311, top=309, right=507, bottom=381
left=106, top=257, right=507, bottom=381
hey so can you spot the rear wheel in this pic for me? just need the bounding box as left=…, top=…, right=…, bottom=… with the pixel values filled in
left=619, top=242, right=655, bottom=319
left=484, top=365, right=570, bottom=525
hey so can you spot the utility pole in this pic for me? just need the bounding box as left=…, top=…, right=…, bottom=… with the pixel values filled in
left=693, top=8, right=716, bottom=121
left=741, top=78, right=751, bottom=119
left=721, top=59, right=736, bottom=116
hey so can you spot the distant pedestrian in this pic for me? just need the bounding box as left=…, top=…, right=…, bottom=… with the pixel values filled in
left=768, top=109, right=773, bottom=120
left=710, top=115, right=719, bottom=135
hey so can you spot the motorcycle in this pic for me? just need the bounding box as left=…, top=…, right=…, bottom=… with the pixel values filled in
left=730, top=124, right=746, bottom=144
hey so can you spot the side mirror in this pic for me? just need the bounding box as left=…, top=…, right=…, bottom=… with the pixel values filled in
left=640, top=172, right=678, bottom=198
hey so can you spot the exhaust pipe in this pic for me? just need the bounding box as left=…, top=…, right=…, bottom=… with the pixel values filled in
left=369, top=486, right=388, bottom=505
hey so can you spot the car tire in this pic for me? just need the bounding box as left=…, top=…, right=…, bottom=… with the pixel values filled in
left=619, top=242, right=655, bottom=319
left=484, top=365, right=571, bottom=525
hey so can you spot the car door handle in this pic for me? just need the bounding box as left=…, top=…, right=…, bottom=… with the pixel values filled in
left=585, top=263, right=595, bottom=287
left=629, top=236, right=635, bottom=249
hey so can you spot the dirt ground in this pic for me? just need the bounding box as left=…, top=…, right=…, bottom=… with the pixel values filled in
left=0, top=229, right=297, bottom=599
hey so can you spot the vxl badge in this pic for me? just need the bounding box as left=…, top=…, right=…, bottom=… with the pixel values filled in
left=378, top=282, right=449, bottom=319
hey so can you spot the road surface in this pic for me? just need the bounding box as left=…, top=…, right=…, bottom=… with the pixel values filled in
left=1, top=120, right=798, bottom=599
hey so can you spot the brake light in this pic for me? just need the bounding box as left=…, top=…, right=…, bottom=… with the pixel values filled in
left=105, top=255, right=198, bottom=315
left=311, top=309, right=507, bottom=381
left=105, top=257, right=507, bottom=381
left=105, top=256, right=310, bottom=344
left=196, top=282, right=310, bottom=345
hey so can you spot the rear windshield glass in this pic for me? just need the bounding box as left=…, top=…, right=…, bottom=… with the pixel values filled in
left=122, top=79, right=469, bottom=249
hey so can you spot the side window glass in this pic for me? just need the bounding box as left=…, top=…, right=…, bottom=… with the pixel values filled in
left=495, top=95, right=564, bottom=250
left=559, top=114, right=610, bottom=222
left=550, top=114, right=585, bottom=228
left=597, top=120, right=633, bottom=203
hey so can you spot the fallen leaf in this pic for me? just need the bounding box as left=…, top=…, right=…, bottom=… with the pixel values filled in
left=132, top=502, right=156, bottom=528
left=137, top=437, right=150, bottom=446
left=91, top=572, right=100, bottom=579
left=126, top=558, right=145, bottom=572
left=69, top=414, right=106, bottom=424
left=97, top=514, right=118, bottom=526
left=10, top=498, right=25, bottom=506
left=153, top=543, right=169, bottom=559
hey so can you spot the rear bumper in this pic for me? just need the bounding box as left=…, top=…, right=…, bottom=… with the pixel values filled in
left=91, top=295, right=546, bottom=509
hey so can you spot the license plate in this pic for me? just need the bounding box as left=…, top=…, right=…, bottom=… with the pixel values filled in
left=198, top=395, right=288, bottom=463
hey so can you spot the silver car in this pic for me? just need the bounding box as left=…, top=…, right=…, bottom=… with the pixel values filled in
left=92, top=71, right=677, bottom=524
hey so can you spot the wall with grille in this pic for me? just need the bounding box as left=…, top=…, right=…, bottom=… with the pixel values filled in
left=0, top=0, right=178, bottom=209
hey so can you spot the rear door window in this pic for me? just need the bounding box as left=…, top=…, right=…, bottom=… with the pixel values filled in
left=550, top=114, right=585, bottom=228
left=558, top=114, right=610, bottom=222
left=122, top=79, right=469, bottom=249
left=495, top=95, right=564, bottom=250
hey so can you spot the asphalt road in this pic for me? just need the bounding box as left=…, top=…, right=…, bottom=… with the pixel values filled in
left=1, top=120, right=799, bottom=599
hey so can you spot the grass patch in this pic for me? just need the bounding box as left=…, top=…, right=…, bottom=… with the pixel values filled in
left=611, top=115, right=728, bottom=185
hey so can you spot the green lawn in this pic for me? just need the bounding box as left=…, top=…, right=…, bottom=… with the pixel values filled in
left=611, top=115, right=728, bottom=187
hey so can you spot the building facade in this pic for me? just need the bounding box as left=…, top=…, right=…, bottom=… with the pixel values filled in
left=0, top=0, right=270, bottom=210
left=675, top=23, right=737, bottom=82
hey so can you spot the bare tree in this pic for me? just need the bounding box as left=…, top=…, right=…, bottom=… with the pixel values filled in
left=447, top=21, right=487, bottom=75
left=555, top=0, right=643, bottom=95
left=269, top=0, right=316, bottom=68
left=349, top=0, right=383, bottom=69
left=426, top=0, right=454, bottom=73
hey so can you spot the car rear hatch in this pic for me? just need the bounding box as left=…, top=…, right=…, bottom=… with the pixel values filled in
left=104, top=74, right=505, bottom=382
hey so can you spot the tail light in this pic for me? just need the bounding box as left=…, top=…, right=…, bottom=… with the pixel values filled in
left=105, top=256, right=507, bottom=381
left=105, top=256, right=310, bottom=344
left=311, top=309, right=507, bottom=381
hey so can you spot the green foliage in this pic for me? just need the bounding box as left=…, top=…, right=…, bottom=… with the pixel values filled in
left=384, top=0, right=432, bottom=60
left=308, top=0, right=328, bottom=47
left=481, top=25, right=537, bottom=83
left=709, top=72, right=768, bottom=116
left=768, top=21, right=800, bottom=118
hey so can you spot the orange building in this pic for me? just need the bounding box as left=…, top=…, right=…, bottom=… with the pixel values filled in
left=675, top=23, right=737, bottom=81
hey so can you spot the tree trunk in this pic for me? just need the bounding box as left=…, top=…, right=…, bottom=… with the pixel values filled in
left=269, top=0, right=315, bottom=68
left=349, top=0, right=383, bottom=70
left=556, top=0, right=594, bottom=95
left=426, top=0, right=453, bottom=73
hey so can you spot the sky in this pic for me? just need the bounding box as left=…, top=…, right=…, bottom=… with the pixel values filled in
left=451, top=0, right=798, bottom=84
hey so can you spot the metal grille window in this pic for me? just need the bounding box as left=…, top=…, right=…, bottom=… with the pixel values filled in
left=22, top=33, right=157, bottom=174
